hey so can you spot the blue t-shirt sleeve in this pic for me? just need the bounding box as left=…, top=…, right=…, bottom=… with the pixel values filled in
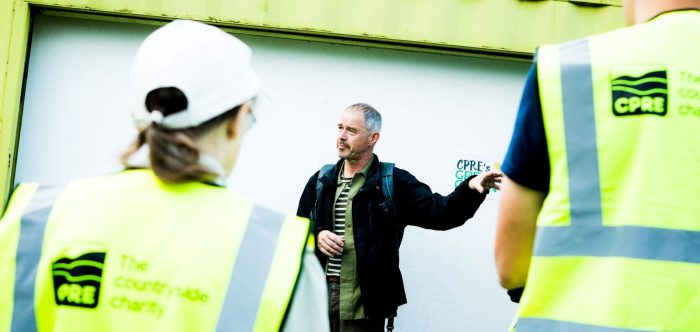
left=501, top=63, right=550, bottom=193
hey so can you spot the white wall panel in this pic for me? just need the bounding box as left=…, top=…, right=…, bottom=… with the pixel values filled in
left=17, top=14, right=529, bottom=331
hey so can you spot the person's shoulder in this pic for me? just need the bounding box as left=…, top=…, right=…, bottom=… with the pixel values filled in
left=69, top=169, right=154, bottom=187
left=387, top=164, right=418, bottom=184
left=548, top=21, right=643, bottom=51
left=300, top=165, right=327, bottom=193
left=65, top=170, right=236, bottom=200
left=391, top=165, right=410, bottom=176
left=315, top=160, right=343, bottom=181
left=57, top=173, right=116, bottom=196
left=587, top=22, right=642, bottom=44
left=304, top=167, right=324, bottom=184
left=65, top=170, right=169, bottom=195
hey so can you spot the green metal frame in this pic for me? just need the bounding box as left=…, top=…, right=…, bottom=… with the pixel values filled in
left=0, top=0, right=623, bottom=208
left=1, top=0, right=30, bottom=210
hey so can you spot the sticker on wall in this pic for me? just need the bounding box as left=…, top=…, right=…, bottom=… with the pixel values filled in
left=454, top=155, right=501, bottom=200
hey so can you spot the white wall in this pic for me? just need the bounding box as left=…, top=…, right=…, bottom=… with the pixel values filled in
left=16, top=14, right=529, bottom=331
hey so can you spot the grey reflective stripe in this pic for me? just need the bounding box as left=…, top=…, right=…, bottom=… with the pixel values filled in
left=217, top=205, right=286, bottom=332
left=533, top=39, right=700, bottom=263
left=12, top=184, right=63, bottom=332
left=559, top=38, right=603, bottom=227
left=535, top=225, right=700, bottom=264
left=518, top=318, right=653, bottom=332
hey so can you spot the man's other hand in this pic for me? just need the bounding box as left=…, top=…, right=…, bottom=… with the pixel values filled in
left=317, top=230, right=345, bottom=257
left=468, top=170, right=503, bottom=194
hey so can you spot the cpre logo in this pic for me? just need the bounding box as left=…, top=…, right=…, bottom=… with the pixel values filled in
left=611, top=69, right=668, bottom=116
left=52, top=251, right=106, bottom=309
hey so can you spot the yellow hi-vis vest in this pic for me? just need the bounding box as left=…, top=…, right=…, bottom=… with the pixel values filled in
left=517, top=10, right=700, bottom=331
left=0, top=169, right=311, bottom=331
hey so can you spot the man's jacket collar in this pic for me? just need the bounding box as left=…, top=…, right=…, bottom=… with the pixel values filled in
left=319, top=154, right=382, bottom=187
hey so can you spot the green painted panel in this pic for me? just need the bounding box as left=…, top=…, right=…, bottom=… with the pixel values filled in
left=0, top=0, right=30, bottom=209
left=0, top=0, right=17, bottom=209
left=567, top=0, right=622, bottom=6
left=0, top=0, right=625, bottom=208
left=22, top=0, right=624, bottom=55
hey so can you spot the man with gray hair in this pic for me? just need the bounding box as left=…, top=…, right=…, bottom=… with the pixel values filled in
left=297, top=103, right=501, bottom=331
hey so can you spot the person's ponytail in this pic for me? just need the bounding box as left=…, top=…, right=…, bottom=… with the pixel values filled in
left=121, top=87, right=240, bottom=183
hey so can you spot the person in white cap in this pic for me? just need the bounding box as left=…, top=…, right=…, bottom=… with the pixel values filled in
left=0, top=20, right=328, bottom=332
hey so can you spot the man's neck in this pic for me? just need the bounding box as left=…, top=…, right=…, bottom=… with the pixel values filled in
left=343, top=154, right=373, bottom=177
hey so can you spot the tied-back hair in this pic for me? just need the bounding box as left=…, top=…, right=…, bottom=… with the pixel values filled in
left=347, top=102, right=382, bottom=133
left=121, top=87, right=241, bottom=183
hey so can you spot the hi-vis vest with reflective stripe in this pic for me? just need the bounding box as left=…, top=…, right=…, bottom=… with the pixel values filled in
left=0, top=169, right=311, bottom=332
left=517, top=10, right=700, bottom=331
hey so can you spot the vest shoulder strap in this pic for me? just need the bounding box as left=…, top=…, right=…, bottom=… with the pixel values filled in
left=218, top=207, right=310, bottom=331
left=4, top=183, right=64, bottom=332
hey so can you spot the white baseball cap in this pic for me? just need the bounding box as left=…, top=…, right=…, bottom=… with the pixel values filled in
left=129, top=20, right=261, bottom=130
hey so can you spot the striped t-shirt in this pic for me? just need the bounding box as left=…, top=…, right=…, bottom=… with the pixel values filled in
left=327, top=175, right=353, bottom=277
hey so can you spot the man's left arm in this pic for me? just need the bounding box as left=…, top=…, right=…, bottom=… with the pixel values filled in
left=495, top=176, right=544, bottom=291
left=395, top=169, right=500, bottom=230
left=495, top=62, right=549, bottom=299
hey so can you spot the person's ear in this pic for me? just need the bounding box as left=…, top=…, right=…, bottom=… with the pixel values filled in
left=369, top=132, right=380, bottom=145
left=226, top=106, right=247, bottom=139
left=225, top=116, right=237, bottom=139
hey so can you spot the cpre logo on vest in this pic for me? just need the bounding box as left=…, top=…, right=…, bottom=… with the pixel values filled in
left=611, top=68, right=668, bottom=116
left=52, top=251, right=107, bottom=309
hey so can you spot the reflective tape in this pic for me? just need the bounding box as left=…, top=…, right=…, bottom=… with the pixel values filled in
left=533, top=39, right=700, bottom=263
left=535, top=224, right=700, bottom=263
left=560, top=38, right=603, bottom=228
left=518, top=318, right=653, bottom=332
left=216, top=205, right=285, bottom=332
left=12, top=185, right=63, bottom=332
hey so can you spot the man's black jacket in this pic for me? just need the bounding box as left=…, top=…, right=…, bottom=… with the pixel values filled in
left=297, top=155, right=487, bottom=319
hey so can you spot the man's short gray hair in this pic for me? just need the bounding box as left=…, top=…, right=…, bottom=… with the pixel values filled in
left=347, top=103, right=382, bottom=133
